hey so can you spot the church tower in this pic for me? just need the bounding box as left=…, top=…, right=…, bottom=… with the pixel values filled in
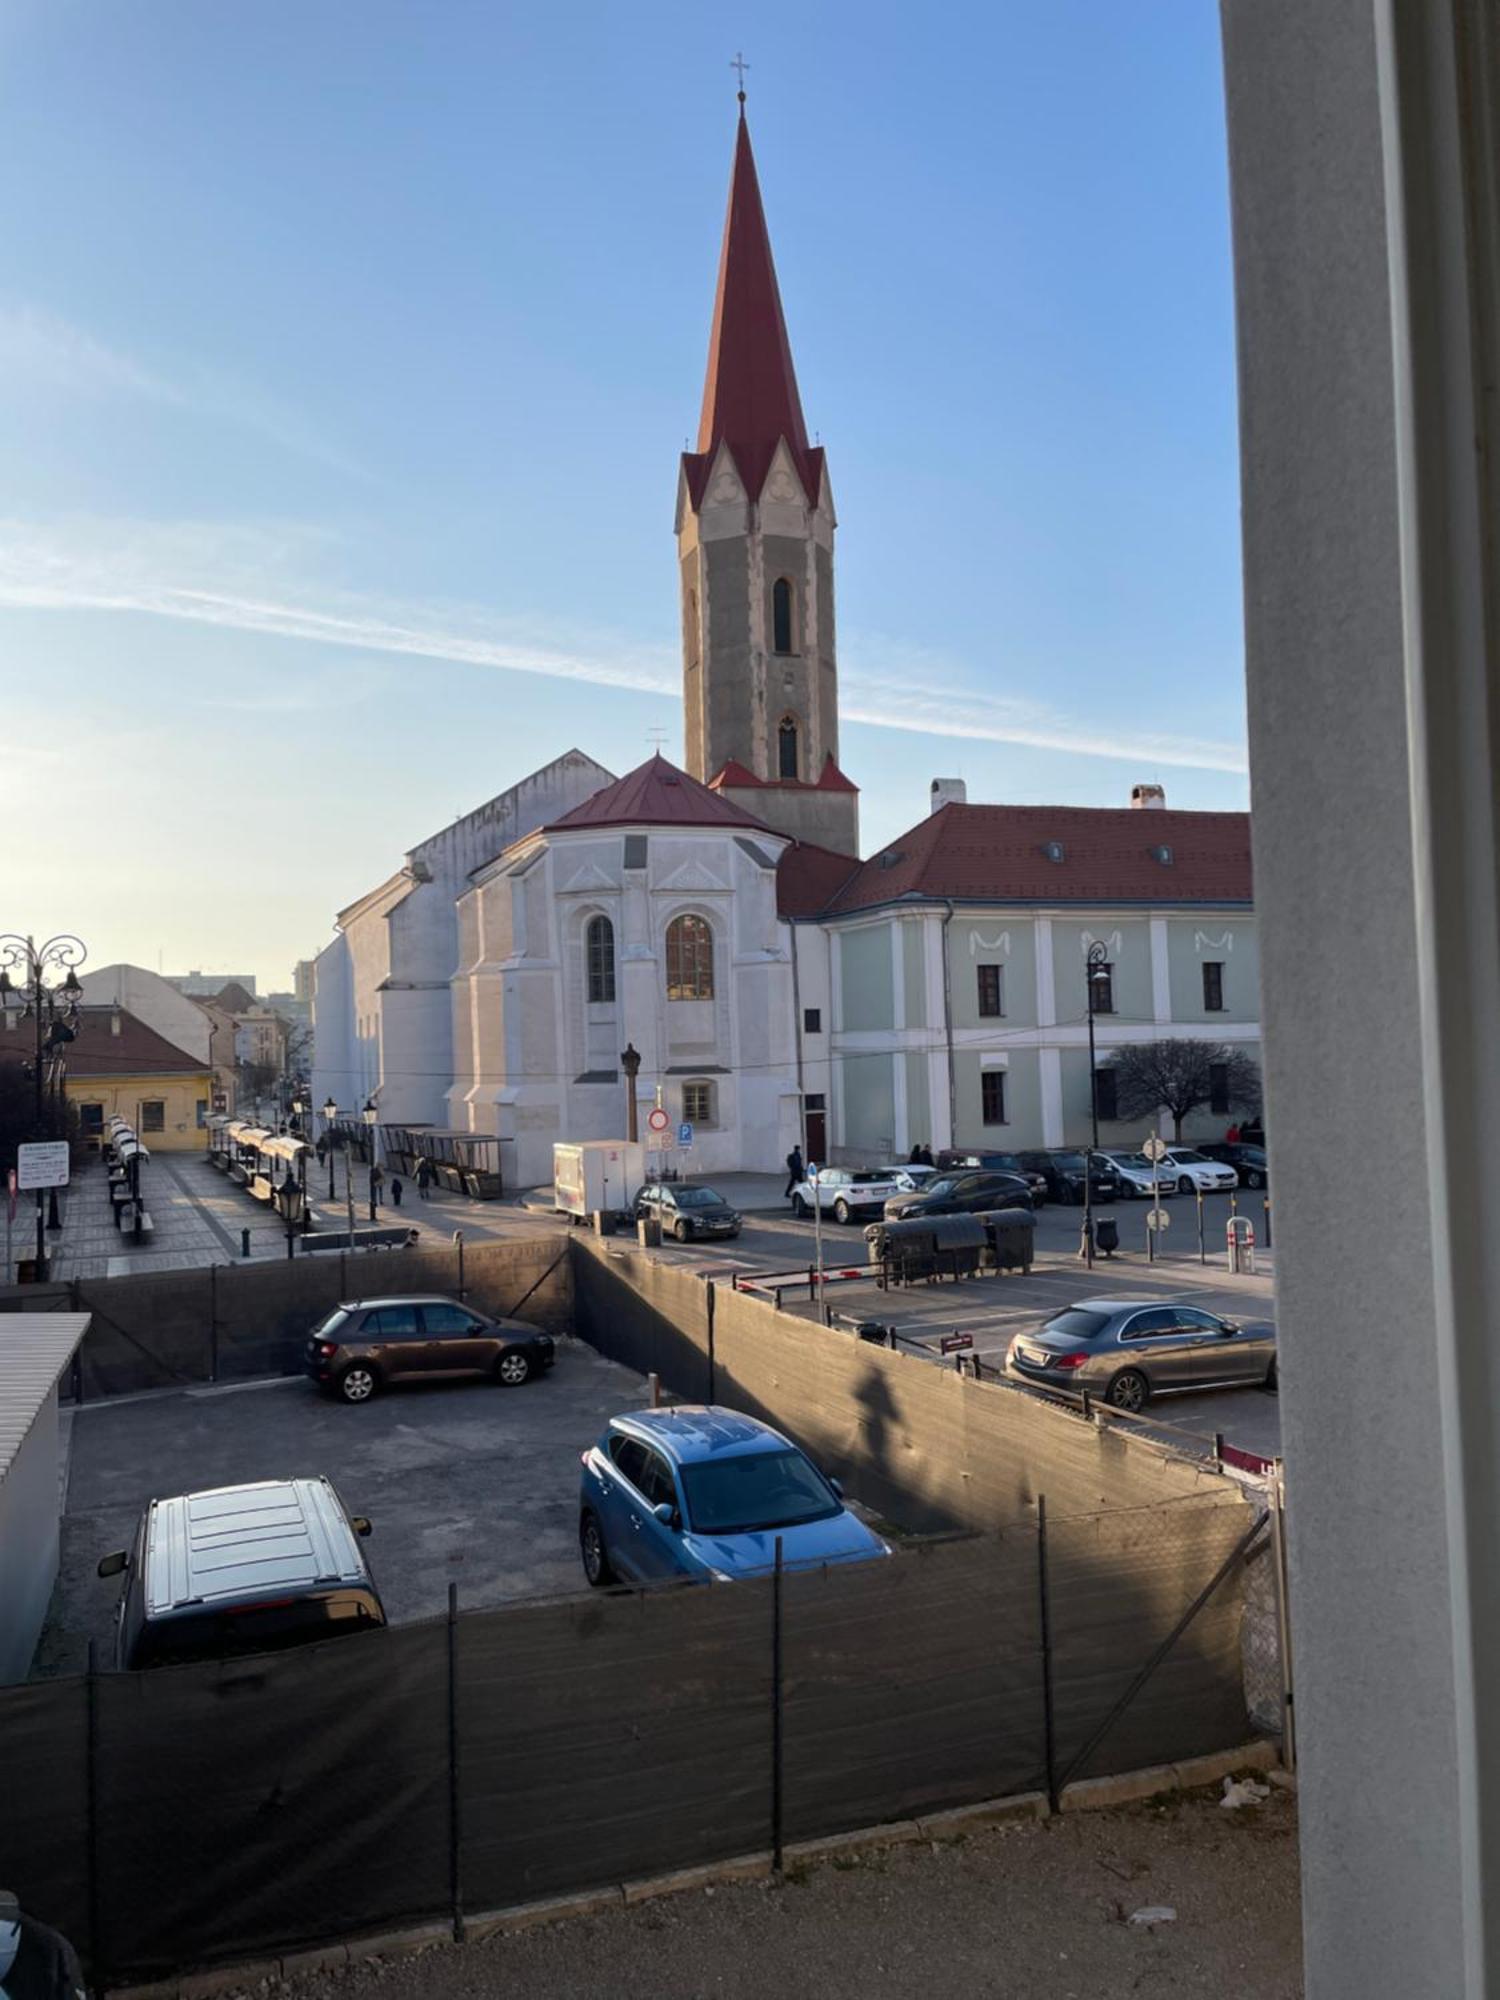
left=676, top=103, right=860, bottom=857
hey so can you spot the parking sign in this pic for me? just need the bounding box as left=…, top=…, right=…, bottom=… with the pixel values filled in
left=678, top=1122, right=694, bottom=1148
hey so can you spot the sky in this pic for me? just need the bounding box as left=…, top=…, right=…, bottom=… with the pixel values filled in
left=1, top=1, right=1245, bottom=992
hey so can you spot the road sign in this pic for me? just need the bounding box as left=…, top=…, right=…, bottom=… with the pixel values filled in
left=1141, top=1134, right=1169, bottom=1163
left=940, top=1332, right=974, bottom=1355
left=646, top=1126, right=669, bottom=1150
left=1146, top=1206, right=1171, bottom=1231
left=678, top=1122, right=694, bottom=1149
left=647, top=1107, right=670, bottom=1134
left=17, top=1141, right=69, bottom=1190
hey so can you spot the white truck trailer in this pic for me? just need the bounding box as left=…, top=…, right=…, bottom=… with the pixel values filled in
left=553, top=1140, right=644, bottom=1221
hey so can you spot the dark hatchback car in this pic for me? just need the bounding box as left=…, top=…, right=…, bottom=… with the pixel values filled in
left=934, top=1150, right=1049, bottom=1205
left=634, top=1183, right=742, bottom=1241
left=1019, top=1150, right=1120, bottom=1204
left=883, top=1169, right=1034, bottom=1220
left=97, top=1476, right=385, bottom=1670
left=305, top=1294, right=555, bottom=1403
left=1198, top=1142, right=1270, bottom=1189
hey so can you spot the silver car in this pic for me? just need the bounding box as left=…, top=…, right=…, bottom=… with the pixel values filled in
left=1006, top=1297, right=1277, bottom=1411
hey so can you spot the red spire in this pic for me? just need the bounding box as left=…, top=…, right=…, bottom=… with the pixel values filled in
left=685, top=110, right=824, bottom=508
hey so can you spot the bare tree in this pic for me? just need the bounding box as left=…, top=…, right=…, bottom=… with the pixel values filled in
left=1102, top=1039, right=1262, bottom=1141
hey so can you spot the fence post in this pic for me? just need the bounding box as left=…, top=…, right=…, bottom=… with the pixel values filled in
left=455, top=1230, right=466, bottom=1301
left=208, top=1263, right=219, bottom=1382
left=706, top=1279, right=717, bottom=1404
left=772, top=1535, right=785, bottom=1873
left=339, top=1250, right=347, bottom=1299
left=1263, top=1196, right=1272, bottom=1248
left=446, top=1583, right=465, bottom=1943
left=1197, top=1191, right=1205, bottom=1263
left=86, top=1639, right=104, bottom=1983
left=1036, top=1497, right=1060, bottom=1813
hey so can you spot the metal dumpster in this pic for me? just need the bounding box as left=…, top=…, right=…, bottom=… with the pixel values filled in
left=977, top=1206, right=1036, bottom=1273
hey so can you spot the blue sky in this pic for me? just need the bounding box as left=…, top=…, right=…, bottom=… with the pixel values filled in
left=1, top=1, right=1243, bottom=990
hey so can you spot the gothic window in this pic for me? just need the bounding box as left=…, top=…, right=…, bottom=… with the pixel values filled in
left=586, top=915, right=615, bottom=1005
left=666, top=914, right=714, bottom=1001
left=778, top=714, right=800, bottom=780
left=773, top=576, right=794, bottom=654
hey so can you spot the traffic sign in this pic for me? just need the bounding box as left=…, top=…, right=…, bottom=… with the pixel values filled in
left=647, top=1107, right=670, bottom=1134
left=678, top=1122, right=694, bottom=1149
left=1141, top=1134, right=1169, bottom=1163
left=17, top=1141, right=69, bottom=1190
left=646, top=1126, right=669, bottom=1151
left=1146, top=1206, right=1171, bottom=1231
left=940, top=1332, right=974, bottom=1355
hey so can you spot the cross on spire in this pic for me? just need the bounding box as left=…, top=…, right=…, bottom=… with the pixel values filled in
left=730, top=51, right=750, bottom=102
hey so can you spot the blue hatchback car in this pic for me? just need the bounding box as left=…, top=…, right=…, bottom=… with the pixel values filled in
left=578, top=1407, right=890, bottom=1585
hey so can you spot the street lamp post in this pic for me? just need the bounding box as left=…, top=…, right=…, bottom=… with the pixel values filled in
left=0, top=933, right=86, bottom=1282
left=620, top=1044, right=642, bottom=1144
left=321, top=1097, right=338, bottom=1201
left=1081, top=940, right=1111, bottom=1268
left=363, top=1099, right=379, bottom=1221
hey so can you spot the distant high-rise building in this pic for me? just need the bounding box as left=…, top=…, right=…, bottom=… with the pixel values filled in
left=164, top=969, right=258, bottom=998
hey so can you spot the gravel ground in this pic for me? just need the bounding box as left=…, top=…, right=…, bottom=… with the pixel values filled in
left=216, top=1790, right=1303, bottom=2000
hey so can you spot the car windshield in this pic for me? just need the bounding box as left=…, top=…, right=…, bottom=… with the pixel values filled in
left=922, top=1178, right=958, bottom=1198
left=1052, top=1153, right=1087, bottom=1169
left=1107, top=1154, right=1150, bottom=1169
left=1041, top=1308, right=1112, bottom=1339
left=1237, top=1147, right=1267, bottom=1163
left=674, top=1187, right=726, bottom=1208
left=680, top=1448, right=840, bottom=1536
left=1171, top=1150, right=1208, bottom=1164
left=850, top=1171, right=892, bottom=1184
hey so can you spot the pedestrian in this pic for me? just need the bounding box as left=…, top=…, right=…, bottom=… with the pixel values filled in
left=315, top=1137, right=327, bottom=1168
left=415, top=1159, right=433, bottom=1200
left=391, top=1177, right=403, bottom=1208
left=909, top=1143, right=923, bottom=1165
left=784, top=1143, right=804, bottom=1200
left=919, top=1142, right=934, bottom=1167
left=1225, top=1122, right=1241, bottom=1145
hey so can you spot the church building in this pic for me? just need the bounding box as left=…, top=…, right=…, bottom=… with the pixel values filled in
left=312, top=104, right=1259, bottom=1189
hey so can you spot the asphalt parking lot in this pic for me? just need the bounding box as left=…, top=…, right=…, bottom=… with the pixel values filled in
left=35, top=1337, right=649, bottom=1679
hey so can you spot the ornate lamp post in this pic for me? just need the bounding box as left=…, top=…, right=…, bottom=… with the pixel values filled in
left=278, top=1167, right=300, bottom=1261
left=1080, top=940, right=1111, bottom=1267
left=362, top=1098, right=379, bottom=1221
left=0, top=933, right=86, bottom=1280
left=321, top=1097, right=338, bottom=1201
left=620, top=1044, right=642, bottom=1144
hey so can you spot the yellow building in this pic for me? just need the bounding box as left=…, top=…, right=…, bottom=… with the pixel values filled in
left=0, top=1006, right=213, bottom=1151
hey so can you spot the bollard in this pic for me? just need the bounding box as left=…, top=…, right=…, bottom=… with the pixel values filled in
left=240, top=1227, right=251, bottom=1259
left=1263, top=1197, right=1272, bottom=1248
left=649, top=1371, right=661, bottom=1408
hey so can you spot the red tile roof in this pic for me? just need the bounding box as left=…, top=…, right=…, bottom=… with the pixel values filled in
left=810, top=804, right=1252, bottom=917
left=682, top=111, right=824, bottom=509
left=709, top=752, right=860, bottom=795
left=546, top=754, right=777, bottom=834
left=776, top=840, right=863, bottom=919
left=0, top=1007, right=207, bottom=1077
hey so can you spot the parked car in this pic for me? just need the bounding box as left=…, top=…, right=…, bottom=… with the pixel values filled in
left=1198, top=1142, right=1271, bottom=1189
left=1159, top=1148, right=1240, bottom=1195
left=792, top=1166, right=910, bottom=1223
left=578, top=1407, right=890, bottom=1585
left=1100, top=1151, right=1172, bottom=1199
left=882, top=1169, right=1035, bottom=1220
left=935, top=1150, right=1049, bottom=1205
left=635, top=1182, right=742, bottom=1241
left=304, top=1295, right=555, bottom=1403
left=1018, top=1151, right=1120, bottom=1204
left=1005, top=1299, right=1278, bottom=1411
left=97, top=1477, right=386, bottom=1670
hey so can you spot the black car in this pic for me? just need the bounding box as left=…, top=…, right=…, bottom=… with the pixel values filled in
left=1018, top=1150, right=1120, bottom=1205
left=635, top=1183, right=742, bottom=1241
left=1198, top=1142, right=1270, bottom=1189
left=305, top=1294, right=555, bottom=1402
left=883, top=1169, right=1035, bottom=1220
left=935, top=1149, right=1049, bottom=1206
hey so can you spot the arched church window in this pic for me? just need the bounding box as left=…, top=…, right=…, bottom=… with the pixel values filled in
left=665, top=914, right=714, bottom=1001
left=586, top=915, right=616, bottom=1004
left=778, top=715, right=800, bottom=781
left=772, top=577, right=794, bottom=655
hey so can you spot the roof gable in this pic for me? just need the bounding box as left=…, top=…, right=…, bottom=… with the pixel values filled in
left=547, top=754, right=777, bottom=834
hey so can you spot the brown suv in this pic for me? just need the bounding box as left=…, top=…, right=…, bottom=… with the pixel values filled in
left=304, top=1294, right=555, bottom=1404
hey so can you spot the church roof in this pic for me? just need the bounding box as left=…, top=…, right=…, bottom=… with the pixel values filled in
left=546, top=753, right=777, bottom=834
left=776, top=840, right=863, bottom=919
left=709, top=752, right=859, bottom=796
left=682, top=109, right=825, bottom=509
left=815, top=804, right=1253, bottom=916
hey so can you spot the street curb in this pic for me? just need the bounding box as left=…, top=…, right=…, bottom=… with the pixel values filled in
left=103, top=1745, right=1279, bottom=1995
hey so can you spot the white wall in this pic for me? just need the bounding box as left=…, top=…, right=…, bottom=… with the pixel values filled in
left=78, top=966, right=210, bottom=1063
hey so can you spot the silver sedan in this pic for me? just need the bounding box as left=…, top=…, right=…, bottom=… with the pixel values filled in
left=1005, top=1298, right=1277, bottom=1412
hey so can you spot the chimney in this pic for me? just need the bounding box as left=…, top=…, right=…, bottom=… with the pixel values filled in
left=930, top=778, right=967, bottom=813
left=110, top=1010, right=122, bottom=1036
left=1130, top=783, right=1166, bottom=810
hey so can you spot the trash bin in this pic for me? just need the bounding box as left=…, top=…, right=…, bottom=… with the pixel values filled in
left=1095, top=1216, right=1120, bottom=1257
left=591, top=1209, right=616, bottom=1237
left=868, top=1219, right=941, bottom=1284
left=638, top=1214, right=662, bottom=1249
left=927, top=1214, right=987, bottom=1279
left=978, top=1206, right=1036, bottom=1273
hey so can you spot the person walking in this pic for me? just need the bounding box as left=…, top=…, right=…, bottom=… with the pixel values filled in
left=908, top=1143, right=924, bottom=1165
left=415, top=1159, right=433, bottom=1201
left=390, top=1177, right=403, bottom=1208
left=784, top=1143, right=804, bottom=1200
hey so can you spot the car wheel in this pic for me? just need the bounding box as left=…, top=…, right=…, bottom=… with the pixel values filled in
left=580, top=1510, right=615, bottom=1587
left=337, top=1362, right=379, bottom=1405
left=1106, top=1369, right=1150, bottom=1414
left=792, top=1195, right=809, bottom=1219
left=673, top=1217, right=692, bottom=1242
left=834, top=1198, right=851, bottom=1225
left=495, top=1350, right=531, bottom=1387
left=1177, top=1175, right=1194, bottom=1196
left=1247, top=1169, right=1265, bottom=1189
